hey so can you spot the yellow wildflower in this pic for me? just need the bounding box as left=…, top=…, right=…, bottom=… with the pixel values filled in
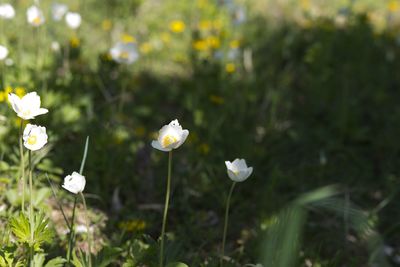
left=139, top=42, right=152, bottom=54
left=102, top=19, right=112, bottom=31
left=122, top=33, right=136, bottom=43
left=209, top=94, right=224, bottom=105
left=225, top=63, right=236, bottom=73
left=4, top=85, right=12, bottom=95
left=118, top=219, right=147, bottom=232
left=199, top=20, right=212, bottom=30
left=229, top=40, right=240, bottom=49
left=15, top=87, right=26, bottom=97
left=388, top=0, right=399, bottom=12
left=206, top=36, right=220, bottom=49
left=70, top=37, right=80, bottom=48
left=169, top=20, right=185, bottom=33
left=0, top=91, right=5, bottom=102
left=300, top=0, right=310, bottom=10
left=192, top=39, right=208, bottom=51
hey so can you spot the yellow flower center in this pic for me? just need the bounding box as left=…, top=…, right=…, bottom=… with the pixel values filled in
left=33, top=16, right=41, bottom=25
left=22, top=110, right=31, bottom=118
left=162, top=134, right=178, bottom=148
left=27, top=135, right=37, bottom=145
left=119, top=51, right=129, bottom=59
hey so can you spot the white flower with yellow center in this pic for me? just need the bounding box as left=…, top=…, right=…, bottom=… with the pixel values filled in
left=65, top=12, right=81, bottom=29
left=0, top=3, right=15, bottom=19
left=109, top=42, right=139, bottom=65
left=225, top=159, right=253, bottom=182
left=151, top=119, right=189, bottom=152
left=27, top=5, right=45, bottom=27
left=51, top=3, right=68, bottom=21
left=62, top=172, right=86, bottom=194
left=23, top=124, right=48, bottom=151
left=0, top=45, right=8, bottom=61
left=8, top=91, right=48, bottom=120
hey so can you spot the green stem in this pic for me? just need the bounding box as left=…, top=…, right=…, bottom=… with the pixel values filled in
left=19, top=120, right=25, bottom=212
left=80, top=192, right=91, bottom=267
left=67, top=196, right=77, bottom=265
left=159, top=151, right=173, bottom=267
left=28, top=150, right=34, bottom=264
left=220, top=181, right=236, bottom=267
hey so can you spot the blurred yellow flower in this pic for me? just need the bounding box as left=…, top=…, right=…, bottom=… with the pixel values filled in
left=229, top=40, right=240, bottom=49
left=139, top=42, right=152, bottom=54
left=225, top=63, right=236, bottom=73
left=169, top=20, right=185, bottom=33
left=197, top=0, right=209, bottom=8
left=4, top=85, right=12, bottom=94
left=15, top=87, right=26, bottom=97
left=209, top=94, right=224, bottom=105
left=118, top=219, right=147, bottom=232
left=212, top=20, right=223, bottom=30
left=198, top=143, right=210, bottom=155
left=70, top=37, right=80, bottom=48
left=388, top=0, right=399, bottom=12
left=300, top=0, right=311, bottom=10
left=206, top=36, right=220, bottom=49
left=161, top=32, right=171, bottom=44
left=192, top=39, right=208, bottom=51
left=102, top=19, right=112, bottom=31
left=199, top=20, right=212, bottom=30
left=0, top=91, right=5, bottom=102
left=121, top=33, right=136, bottom=43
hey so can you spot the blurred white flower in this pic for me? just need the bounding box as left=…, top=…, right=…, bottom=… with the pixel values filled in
left=225, top=159, right=253, bottom=182
left=8, top=91, right=49, bottom=120
left=51, top=41, right=60, bottom=52
left=23, top=123, right=48, bottom=151
left=0, top=45, right=8, bottom=60
left=27, top=5, right=45, bottom=26
left=65, top=12, right=81, bottom=29
left=51, top=3, right=68, bottom=21
left=109, top=42, right=139, bottom=64
left=151, top=119, right=189, bottom=152
left=62, top=171, right=86, bottom=194
left=0, top=3, right=15, bottom=19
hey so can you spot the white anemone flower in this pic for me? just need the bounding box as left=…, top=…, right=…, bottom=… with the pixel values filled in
left=27, top=5, right=45, bottom=26
left=65, top=12, right=81, bottom=29
left=109, top=42, right=139, bottom=65
left=0, top=45, right=8, bottom=60
left=62, top=171, right=86, bottom=194
left=0, top=3, right=15, bottom=19
left=23, top=124, right=48, bottom=151
left=225, top=159, right=253, bottom=182
left=151, top=119, right=189, bottom=152
left=8, top=91, right=49, bottom=120
left=51, top=3, right=68, bottom=21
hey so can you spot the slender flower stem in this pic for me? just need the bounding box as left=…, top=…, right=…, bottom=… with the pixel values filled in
left=159, top=151, right=173, bottom=267
left=67, top=196, right=77, bottom=265
left=19, top=120, right=25, bottom=212
left=220, top=181, right=236, bottom=267
left=28, top=150, right=34, bottom=265
left=80, top=192, right=91, bottom=267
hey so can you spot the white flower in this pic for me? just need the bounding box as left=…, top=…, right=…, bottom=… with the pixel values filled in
left=225, top=159, right=253, bottom=182
left=65, top=12, right=81, bottom=29
left=51, top=41, right=60, bottom=52
left=8, top=92, right=48, bottom=120
left=62, top=172, right=86, bottom=194
left=23, top=123, right=48, bottom=151
left=151, top=119, right=189, bottom=152
left=0, top=3, right=15, bottom=19
left=109, top=42, right=139, bottom=65
left=51, top=3, right=68, bottom=21
left=27, top=5, right=45, bottom=26
left=0, top=45, right=8, bottom=60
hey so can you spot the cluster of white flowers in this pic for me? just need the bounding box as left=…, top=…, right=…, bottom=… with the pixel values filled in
left=151, top=120, right=253, bottom=182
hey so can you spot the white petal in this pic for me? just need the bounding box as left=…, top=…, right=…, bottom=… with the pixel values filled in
left=174, top=129, right=189, bottom=148
left=8, top=93, right=21, bottom=113
left=225, top=161, right=232, bottom=170
left=151, top=140, right=171, bottom=152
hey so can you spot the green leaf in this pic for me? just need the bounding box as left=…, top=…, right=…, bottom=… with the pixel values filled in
left=44, top=257, right=67, bottom=267
left=10, top=213, right=31, bottom=245
left=33, top=253, right=45, bottom=267
left=166, top=262, right=189, bottom=267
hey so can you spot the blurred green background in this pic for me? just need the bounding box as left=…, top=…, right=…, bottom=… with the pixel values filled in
left=1, top=0, right=400, bottom=266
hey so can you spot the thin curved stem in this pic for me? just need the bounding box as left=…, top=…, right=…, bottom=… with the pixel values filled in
left=80, top=192, right=92, bottom=267
left=28, top=150, right=34, bottom=265
left=19, top=120, right=25, bottom=212
left=67, top=196, right=77, bottom=265
left=220, top=181, right=236, bottom=267
left=159, top=151, right=173, bottom=267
